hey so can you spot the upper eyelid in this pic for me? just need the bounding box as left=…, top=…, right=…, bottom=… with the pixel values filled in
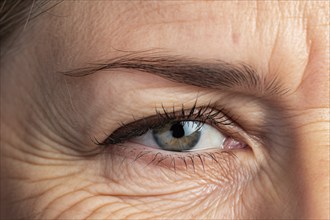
left=96, top=103, right=240, bottom=147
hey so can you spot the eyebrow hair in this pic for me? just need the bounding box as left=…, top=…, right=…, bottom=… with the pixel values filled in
left=61, top=52, right=285, bottom=96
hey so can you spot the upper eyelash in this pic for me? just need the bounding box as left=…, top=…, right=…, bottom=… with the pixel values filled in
left=96, top=102, right=236, bottom=146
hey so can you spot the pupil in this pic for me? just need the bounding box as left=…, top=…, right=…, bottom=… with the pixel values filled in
left=170, top=123, right=185, bottom=138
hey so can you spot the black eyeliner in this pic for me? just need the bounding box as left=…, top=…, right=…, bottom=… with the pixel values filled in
left=96, top=102, right=233, bottom=146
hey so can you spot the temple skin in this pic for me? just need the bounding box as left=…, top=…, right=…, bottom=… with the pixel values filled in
left=1, top=1, right=329, bottom=219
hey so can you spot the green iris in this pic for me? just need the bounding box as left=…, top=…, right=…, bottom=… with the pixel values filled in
left=152, top=121, right=202, bottom=151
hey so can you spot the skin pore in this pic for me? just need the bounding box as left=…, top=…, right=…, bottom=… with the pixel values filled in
left=1, top=1, right=329, bottom=219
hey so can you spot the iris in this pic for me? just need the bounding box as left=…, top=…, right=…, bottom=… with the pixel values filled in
left=152, top=121, right=202, bottom=151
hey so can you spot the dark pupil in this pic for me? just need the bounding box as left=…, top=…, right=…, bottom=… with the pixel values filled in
left=170, top=123, right=185, bottom=138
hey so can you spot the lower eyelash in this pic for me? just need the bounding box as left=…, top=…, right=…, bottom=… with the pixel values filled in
left=103, top=142, right=239, bottom=173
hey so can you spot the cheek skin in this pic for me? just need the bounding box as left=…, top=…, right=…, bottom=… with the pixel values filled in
left=1, top=135, right=259, bottom=219
left=1, top=138, right=299, bottom=219
left=91, top=148, right=252, bottom=219
left=22, top=150, right=296, bottom=219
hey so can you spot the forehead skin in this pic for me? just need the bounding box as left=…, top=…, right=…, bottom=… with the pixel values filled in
left=45, top=1, right=329, bottom=104
left=1, top=1, right=329, bottom=219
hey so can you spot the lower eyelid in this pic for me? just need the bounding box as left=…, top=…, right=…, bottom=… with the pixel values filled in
left=103, top=142, right=248, bottom=173
left=99, top=144, right=254, bottom=203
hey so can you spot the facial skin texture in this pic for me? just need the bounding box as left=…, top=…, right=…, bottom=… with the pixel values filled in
left=1, top=1, right=329, bottom=219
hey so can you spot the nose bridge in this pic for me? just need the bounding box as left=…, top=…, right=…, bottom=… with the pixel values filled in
left=293, top=112, right=330, bottom=219
left=289, top=6, right=330, bottom=216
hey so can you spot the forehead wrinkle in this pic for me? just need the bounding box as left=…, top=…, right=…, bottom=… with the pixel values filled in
left=42, top=1, right=232, bottom=67
left=71, top=1, right=202, bottom=35
left=283, top=1, right=329, bottom=108
left=39, top=1, right=318, bottom=48
left=45, top=2, right=260, bottom=50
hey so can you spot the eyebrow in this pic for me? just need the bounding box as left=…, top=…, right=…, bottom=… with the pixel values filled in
left=61, top=52, right=285, bottom=96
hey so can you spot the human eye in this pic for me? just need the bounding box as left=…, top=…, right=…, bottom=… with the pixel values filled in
left=96, top=102, right=249, bottom=171
left=134, top=121, right=228, bottom=152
